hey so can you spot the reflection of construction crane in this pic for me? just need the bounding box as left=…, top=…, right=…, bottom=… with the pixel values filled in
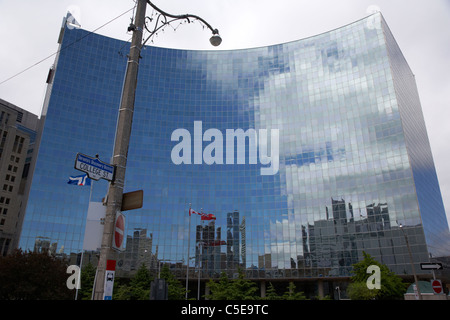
left=199, top=240, right=226, bottom=247
left=240, top=217, right=246, bottom=266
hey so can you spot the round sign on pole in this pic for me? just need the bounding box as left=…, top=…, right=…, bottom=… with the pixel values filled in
left=431, top=279, right=442, bottom=294
left=113, top=213, right=125, bottom=250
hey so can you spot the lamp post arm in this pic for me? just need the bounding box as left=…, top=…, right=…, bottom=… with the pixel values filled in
left=143, top=0, right=220, bottom=46
left=146, top=0, right=219, bottom=34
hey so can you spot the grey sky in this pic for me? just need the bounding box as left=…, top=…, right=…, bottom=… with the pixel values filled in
left=0, top=0, right=449, bottom=223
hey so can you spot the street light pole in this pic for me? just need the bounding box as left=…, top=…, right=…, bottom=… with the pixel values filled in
left=92, top=0, right=220, bottom=300
left=92, top=0, right=147, bottom=300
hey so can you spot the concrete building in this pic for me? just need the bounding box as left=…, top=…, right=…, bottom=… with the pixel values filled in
left=0, top=98, right=39, bottom=255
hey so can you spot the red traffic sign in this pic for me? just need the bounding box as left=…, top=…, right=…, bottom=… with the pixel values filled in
left=431, top=279, right=443, bottom=294
left=113, top=213, right=125, bottom=250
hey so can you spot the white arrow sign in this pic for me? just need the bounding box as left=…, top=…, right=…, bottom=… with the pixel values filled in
left=420, top=263, right=443, bottom=270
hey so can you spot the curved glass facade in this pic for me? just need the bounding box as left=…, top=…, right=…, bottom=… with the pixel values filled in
left=20, top=13, right=449, bottom=285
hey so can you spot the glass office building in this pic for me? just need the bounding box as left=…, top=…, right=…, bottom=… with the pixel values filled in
left=19, top=12, right=450, bottom=296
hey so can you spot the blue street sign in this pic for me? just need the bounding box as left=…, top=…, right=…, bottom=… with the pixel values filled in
left=75, top=153, right=115, bottom=182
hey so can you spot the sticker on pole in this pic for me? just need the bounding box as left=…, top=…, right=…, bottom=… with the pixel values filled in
left=113, top=212, right=125, bottom=251
left=103, top=260, right=116, bottom=300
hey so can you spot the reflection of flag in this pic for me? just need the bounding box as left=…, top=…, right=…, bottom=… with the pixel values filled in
left=68, top=174, right=91, bottom=186
left=201, top=213, right=216, bottom=221
left=189, top=208, right=215, bottom=220
left=204, top=240, right=226, bottom=247
left=189, top=208, right=199, bottom=216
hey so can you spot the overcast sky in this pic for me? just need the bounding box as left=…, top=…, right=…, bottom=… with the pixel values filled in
left=0, top=0, right=449, bottom=223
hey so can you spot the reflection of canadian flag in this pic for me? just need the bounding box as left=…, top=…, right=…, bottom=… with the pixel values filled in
left=189, top=208, right=216, bottom=220
left=189, top=208, right=199, bottom=216
left=201, top=213, right=216, bottom=221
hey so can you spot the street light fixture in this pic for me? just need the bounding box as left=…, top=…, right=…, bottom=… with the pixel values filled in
left=92, top=0, right=220, bottom=300
left=209, top=32, right=222, bottom=47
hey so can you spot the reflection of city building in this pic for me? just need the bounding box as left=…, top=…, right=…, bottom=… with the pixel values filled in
left=366, top=203, right=390, bottom=233
left=298, top=199, right=428, bottom=277
left=117, top=228, right=157, bottom=276
left=34, top=236, right=57, bottom=255
left=258, top=253, right=272, bottom=270
left=227, top=211, right=240, bottom=271
left=196, top=220, right=227, bottom=276
left=18, top=12, right=450, bottom=299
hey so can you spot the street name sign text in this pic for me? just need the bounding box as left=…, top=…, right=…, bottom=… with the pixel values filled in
left=75, top=153, right=115, bottom=182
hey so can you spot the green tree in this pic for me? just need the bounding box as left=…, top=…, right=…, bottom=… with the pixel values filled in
left=114, top=263, right=153, bottom=300
left=348, top=252, right=406, bottom=300
left=264, top=282, right=281, bottom=300
left=206, top=272, right=233, bottom=300
left=114, top=264, right=189, bottom=300
left=0, top=249, right=73, bottom=300
left=160, top=264, right=188, bottom=300
left=347, top=281, right=378, bottom=300
left=230, top=269, right=258, bottom=300
left=113, top=278, right=133, bottom=300
left=206, top=269, right=258, bottom=300
left=130, top=263, right=153, bottom=299
left=77, top=262, right=96, bottom=300
left=282, top=282, right=306, bottom=300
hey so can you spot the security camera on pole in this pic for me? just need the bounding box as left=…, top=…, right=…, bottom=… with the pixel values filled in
left=92, top=0, right=221, bottom=300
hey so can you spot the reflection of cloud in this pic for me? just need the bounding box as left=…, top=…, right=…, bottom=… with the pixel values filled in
left=431, top=230, right=450, bottom=257
left=265, top=219, right=300, bottom=269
